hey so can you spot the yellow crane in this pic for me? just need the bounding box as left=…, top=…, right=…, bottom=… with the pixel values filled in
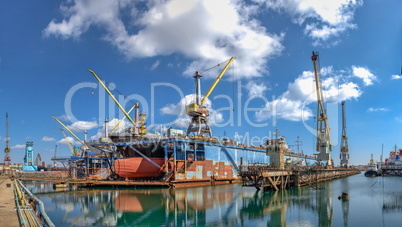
left=186, top=57, right=236, bottom=137
left=311, top=51, right=332, bottom=166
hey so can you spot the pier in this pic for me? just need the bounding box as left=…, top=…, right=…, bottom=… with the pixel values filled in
left=0, top=176, right=19, bottom=227
left=239, top=165, right=360, bottom=191
left=0, top=176, right=55, bottom=227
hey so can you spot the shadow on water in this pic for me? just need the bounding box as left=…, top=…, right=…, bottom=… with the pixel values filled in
left=23, top=175, right=402, bottom=227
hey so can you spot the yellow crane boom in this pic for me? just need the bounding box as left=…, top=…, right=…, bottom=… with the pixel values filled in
left=109, top=102, right=139, bottom=136
left=60, top=129, right=76, bottom=156
left=87, top=70, right=136, bottom=127
left=52, top=116, right=86, bottom=147
left=201, top=57, right=236, bottom=105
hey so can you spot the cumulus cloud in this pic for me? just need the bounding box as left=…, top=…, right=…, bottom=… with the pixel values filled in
left=256, top=66, right=363, bottom=122
left=391, top=75, right=402, bottom=80
left=11, top=144, right=25, bottom=149
left=57, top=136, right=81, bottom=146
left=368, top=107, right=389, bottom=112
left=254, top=0, right=363, bottom=45
left=68, top=121, right=98, bottom=132
left=352, top=66, right=376, bottom=86
left=245, top=81, right=269, bottom=97
left=43, top=0, right=283, bottom=79
left=41, top=136, right=56, bottom=142
left=160, top=94, right=224, bottom=128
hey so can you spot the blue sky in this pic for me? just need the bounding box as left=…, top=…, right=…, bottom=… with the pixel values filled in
left=0, top=0, right=401, bottom=166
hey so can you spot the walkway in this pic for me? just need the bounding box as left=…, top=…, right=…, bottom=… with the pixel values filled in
left=0, top=176, right=20, bottom=227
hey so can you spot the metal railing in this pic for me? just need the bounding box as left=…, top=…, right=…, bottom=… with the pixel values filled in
left=14, top=179, right=55, bottom=227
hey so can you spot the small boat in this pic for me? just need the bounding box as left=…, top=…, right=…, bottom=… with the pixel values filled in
left=364, top=154, right=380, bottom=177
left=364, top=170, right=380, bottom=177
left=338, top=192, right=348, bottom=200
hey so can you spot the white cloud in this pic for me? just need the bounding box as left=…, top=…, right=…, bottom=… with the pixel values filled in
left=256, top=97, right=313, bottom=122
left=43, top=0, right=284, bottom=79
left=352, top=66, right=376, bottom=86
left=150, top=60, right=160, bottom=70
left=368, top=107, right=389, bottom=112
left=68, top=121, right=98, bottom=132
left=254, top=0, right=363, bottom=45
left=57, top=136, right=82, bottom=146
left=391, top=75, right=402, bottom=80
left=41, top=136, right=56, bottom=142
left=11, top=144, right=25, bottom=149
left=160, top=94, right=224, bottom=128
left=245, top=81, right=269, bottom=97
left=255, top=66, right=362, bottom=122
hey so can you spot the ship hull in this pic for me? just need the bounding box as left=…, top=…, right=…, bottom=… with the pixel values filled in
left=364, top=170, right=380, bottom=177
left=111, top=138, right=317, bottom=180
left=114, top=158, right=165, bottom=178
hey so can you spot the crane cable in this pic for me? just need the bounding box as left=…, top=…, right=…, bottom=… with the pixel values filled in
left=199, top=58, right=232, bottom=74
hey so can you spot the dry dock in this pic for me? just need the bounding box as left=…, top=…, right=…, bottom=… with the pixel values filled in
left=0, top=176, right=20, bottom=227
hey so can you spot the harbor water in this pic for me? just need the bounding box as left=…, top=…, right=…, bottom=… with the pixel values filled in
left=24, top=173, right=402, bottom=226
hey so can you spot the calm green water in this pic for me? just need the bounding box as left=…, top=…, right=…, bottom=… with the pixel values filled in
left=24, top=173, right=402, bottom=226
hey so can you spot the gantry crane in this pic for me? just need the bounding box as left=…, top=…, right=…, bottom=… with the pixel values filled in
left=340, top=101, right=349, bottom=167
left=3, top=113, right=11, bottom=174
left=186, top=57, right=236, bottom=137
left=311, top=52, right=333, bottom=166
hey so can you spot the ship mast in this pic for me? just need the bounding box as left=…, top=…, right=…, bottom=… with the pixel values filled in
left=311, top=52, right=333, bottom=166
left=340, top=101, right=349, bottom=167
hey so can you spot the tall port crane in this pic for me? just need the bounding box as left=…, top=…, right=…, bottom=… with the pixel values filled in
left=311, top=52, right=333, bottom=166
left=3, top=113, right=11, bottom=174
left=340, top=101, right=349, bottom=167
left=186, top=57, right=236, bottom=137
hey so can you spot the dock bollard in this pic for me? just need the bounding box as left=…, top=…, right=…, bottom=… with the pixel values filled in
left=6, top=183, right=11, bottom=187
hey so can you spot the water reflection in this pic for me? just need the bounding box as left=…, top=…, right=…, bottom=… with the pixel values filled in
left=25, top=175, right=402, bottom=227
